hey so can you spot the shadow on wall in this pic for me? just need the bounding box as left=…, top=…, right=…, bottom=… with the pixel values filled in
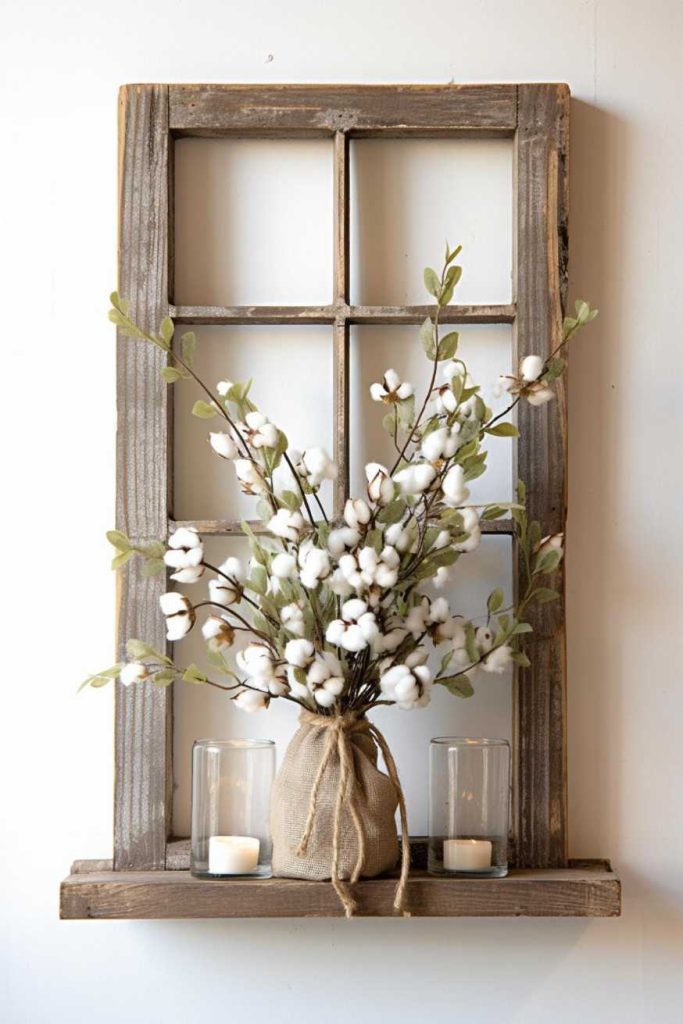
left=567, top=98, right=629, bottom=866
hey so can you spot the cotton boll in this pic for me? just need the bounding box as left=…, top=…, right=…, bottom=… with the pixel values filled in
left=120, top=662, right=150, bottom=686
left=208, top=576, right=241, bottom=606
left=394, top=462, right=436, bottom=497
left=271, top=553, right=297, bottom=579
left=327, top=526, right=360, bottom=558
left=235, top=689, right=268, bottom=712
left=201, top=615, right=235, bottom=651
left=365, top=463, right=394, bottom=506
left=344, top=498, right=371, bottom=529
left=219, top=556, right=245, bottom=582
left=164, top=527, right=204, bottom=571
left=442, top=465, right=470, bottom=507
left=370, top=369, right=413, bottom=403
left=243, top=411, right=279, bottom=449
left=170, top=564, right=205, bottom=583
left=520, top=354, right=544, bottom=382
left=475, top=627, right=494, bottom=655
left=284, top=638, right=315, bottom=668
left=298, top=545, right=331, bottom=589
left=482, top=645, right=513, bottom=673
left=268, top=508, right=305, bottom=542
left=433, top=566, right=451, bottom=589
left=159, top=592, right=195, bottom=640
left=280, top=602, right=305, bottom=637
left=234, top=459, right=267, bottom=495
left=526, top=383, right=555, bottom=406
left=300, top=447, right=337, bottom=487
left=209, top=432, right=238, bottom=459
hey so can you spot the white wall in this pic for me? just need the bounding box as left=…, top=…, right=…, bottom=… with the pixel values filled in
left=2, top=0, right=682, bottom=1021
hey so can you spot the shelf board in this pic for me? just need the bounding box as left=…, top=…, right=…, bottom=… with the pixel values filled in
left=60, top=859, right=620, bottom=920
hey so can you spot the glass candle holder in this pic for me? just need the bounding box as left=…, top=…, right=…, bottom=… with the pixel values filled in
left=191, top=739, right=275, bottom=879
left=428, top=738, right=510, bottom=878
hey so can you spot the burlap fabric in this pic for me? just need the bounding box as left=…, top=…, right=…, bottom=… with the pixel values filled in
left=271, top=710, right=410, bottom=916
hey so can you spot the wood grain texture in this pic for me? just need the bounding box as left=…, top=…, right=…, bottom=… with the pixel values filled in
left=115, top=84, right=172, bottom=870
left=169, top=303, right=515, bottom=325
left=60, top=861, right=620, bottom=919
left=168, top=84, right=517, bottom=136
left=332, top=129, right=350, bottom=513
left=171, top=517, right=515, bottom=537
left=512, top=83, right=571, bottom=869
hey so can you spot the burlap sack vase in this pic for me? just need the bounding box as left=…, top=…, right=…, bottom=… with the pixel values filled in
left=271, top=711, right=400, bottom=886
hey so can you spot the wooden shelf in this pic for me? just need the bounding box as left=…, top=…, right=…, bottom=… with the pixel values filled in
left=60, top=859, right=620, bottom=920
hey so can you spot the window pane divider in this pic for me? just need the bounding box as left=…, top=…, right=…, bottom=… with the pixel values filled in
left=169, top=303, right=516, bottom=325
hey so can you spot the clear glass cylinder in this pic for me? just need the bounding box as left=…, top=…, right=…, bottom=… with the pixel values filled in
left=191, top=739, right=275, bottom=879
left=428, top=737, right=510, bottom=877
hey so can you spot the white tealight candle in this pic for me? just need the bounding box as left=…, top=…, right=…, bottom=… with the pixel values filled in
left=208, top=835, right=260, bottom=875
left=443, top=838, right=493, bottom=873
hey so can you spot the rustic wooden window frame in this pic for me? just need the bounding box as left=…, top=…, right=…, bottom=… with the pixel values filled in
left=61, top=83, right=620, bottom=919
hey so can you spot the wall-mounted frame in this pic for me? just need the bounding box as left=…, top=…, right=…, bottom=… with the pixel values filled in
left=61, top=83, right=620, bottom=919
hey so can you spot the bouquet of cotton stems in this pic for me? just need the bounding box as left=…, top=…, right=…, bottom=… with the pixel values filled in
left=87, top=244, right=597, bottom=914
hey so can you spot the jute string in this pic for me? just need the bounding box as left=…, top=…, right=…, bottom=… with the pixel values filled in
left=295, top=710, right=411, bottom=918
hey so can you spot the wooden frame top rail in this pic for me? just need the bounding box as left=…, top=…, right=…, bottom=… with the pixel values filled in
left=166, top=83, right=519, bottom=137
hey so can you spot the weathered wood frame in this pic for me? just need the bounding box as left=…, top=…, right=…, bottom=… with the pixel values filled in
left=114, top=83, right=570, bottom=875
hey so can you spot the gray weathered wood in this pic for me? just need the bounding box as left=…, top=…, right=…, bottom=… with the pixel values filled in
left=170, top=517, right=515, bottom=537
left=115, top=83, right=172, bottom=870
left=169, top=303, right=515, bottom=325
left=333, top=130, right=350, bottom=512
left=169, top=84, right=517, bottom=136
left=60, top=861, right=620, bottom=919
left=512, top=83, right=570, bottom=869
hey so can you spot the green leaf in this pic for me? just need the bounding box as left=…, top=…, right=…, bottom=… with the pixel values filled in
left=141, top=558, right=165, bottom=577
left=111, top=550, right=133, bottom=570
left=445, top=244, right=462, bottom=265
left=485, top=422, right=519, bottom=438
left=182, top=664, right=207, bottom=685
left=512, top=621, right=533, bottom=635
left=192, top=400, right=217, bottom=419
left=439, top=265, right=462, bottom=306
left=365, top=529, right=383, bottom=554
left=248, top=565, right=268, bottom=596
left=440, top=674, right=474, bottom=698
left=280, top=489, right=302, bottom=512
left=397, top=393, right=415, bottom=430
left=516, top=479, right=527, bottom=504
left=106, top=529, right=130, bottom=551
left=142, top=540, right=166, bottom=559
left=511, top=651, right=531, bottom=668
left=438, top=649, right=454, bottom=677
left=480, top=505, right=506, bottom=521
left=437, top=331, right=459, bottom=361
left=545, top=357, right=566, bottom=380
left=160, top=316, right=174, bottom=344
left=125, top=639, right=157, bottom=660
left=161, top=366, right=184, bottom=384
left=382, top=410, right=397, bottom=435
left=531, top=587, right=560, bottom=604
left=487, top=587, right=504, bottom=614
left=181, top=331, right=196, bottom=365
left=79, top=664, right=123, bottom=692
left=419, top=317, right=436, bottom=358
left=377, top=499, right=406, bottom=525
left=534, top=549, right=562, bottom=575
left=423, top=267, right=441, bottom=298
left=152, top=669, right=174, bottom=687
